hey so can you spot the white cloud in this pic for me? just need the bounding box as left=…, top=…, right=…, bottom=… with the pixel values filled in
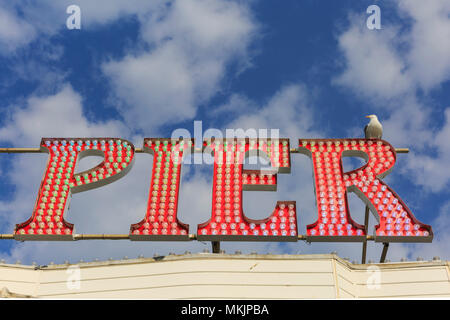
left=0, top=1, right=153, bottom=54
left=0, top=85, right=128, bottom=146
left=102, top=43, right=197, bottom=131
left=56, top=0, right=159, bottom=26
left=334, top=1, right=450, bottom=98
left=0, top=1, right=161, bottom=54
left=103, top=0, right=258, bottom=132
left=141, top=0, right=255, bottom=60
left=0, top=5, right=36, bottom=52
left=398, top=0, right=450, bottom=90
left=1, top=0, right=258, bottom=133
left=11, top=0, right=160, bottom=33
left=380, top=97, right=433, bottom=148
left=225, top=84, right=321, bottom=141
left=333, top=20, right=411, bottom=100
left=403, top=108, right=450, bottom=192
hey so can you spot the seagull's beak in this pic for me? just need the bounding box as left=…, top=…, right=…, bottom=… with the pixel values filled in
left=365, top=115, right=371, bottom=118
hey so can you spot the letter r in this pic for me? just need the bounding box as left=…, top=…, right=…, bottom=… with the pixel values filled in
left=298, top=139, right=432, bottom=242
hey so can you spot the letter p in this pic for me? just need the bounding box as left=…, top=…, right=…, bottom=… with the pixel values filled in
left=14, top=138, right=135, bottom=240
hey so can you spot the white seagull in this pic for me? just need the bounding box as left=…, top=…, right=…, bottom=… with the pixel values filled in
left=364, top=114, right=383, bottom=139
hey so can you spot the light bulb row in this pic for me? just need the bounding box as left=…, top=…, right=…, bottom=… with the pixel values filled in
left=204, top=140, right=290, bottom=168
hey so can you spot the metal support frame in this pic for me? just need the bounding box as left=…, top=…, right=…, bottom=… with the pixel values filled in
left=1, top=234, right=379, bottom=241
left=211, top=241, right=221, bottom=254
left=0, top=147, right=409, bottom=154
left=361, top=205, right=370, bottom=264
left=0, top=148, right=142, bottom=154
left=0, top=233, right=390, bottom=261
left=380, top=243, right=389, bottom=263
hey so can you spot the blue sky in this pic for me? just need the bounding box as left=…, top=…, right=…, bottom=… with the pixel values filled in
left=0, top=0, right=449, bottom=264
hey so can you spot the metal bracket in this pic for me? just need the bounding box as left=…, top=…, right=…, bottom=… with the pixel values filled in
left=211, top=241, right=221, bottom=253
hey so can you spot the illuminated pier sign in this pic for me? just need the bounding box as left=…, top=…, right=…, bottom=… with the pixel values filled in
left=7, top=137, right=432, bottom=243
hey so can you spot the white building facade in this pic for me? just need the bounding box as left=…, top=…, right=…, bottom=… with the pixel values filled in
left=1, top=254, right=449, bottom=299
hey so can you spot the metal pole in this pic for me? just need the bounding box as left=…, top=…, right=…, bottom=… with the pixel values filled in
left=291, top=148, right=409, bottom=153
left=361, top=206, right=370, bottom=264
left=380, top=243, right=389, bottom=263
left=74, top=234, right=130, bottom=240
left=2, top=147, right=409, bottom=154
left=211, top=241, right=221, bottom=253
left=0, top=148, right=41, bottom=153
left=0, top=234, right=379, bottom=241
left=0, top=148, right=146, bottom=154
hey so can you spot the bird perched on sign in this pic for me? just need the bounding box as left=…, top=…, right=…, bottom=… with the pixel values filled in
left=364, top=114, right=383, bottom=139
